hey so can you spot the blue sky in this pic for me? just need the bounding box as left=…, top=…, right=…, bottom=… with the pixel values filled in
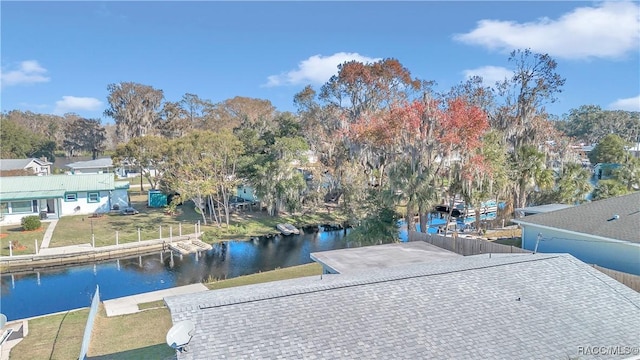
left=1, top=1, right=639, bottom=123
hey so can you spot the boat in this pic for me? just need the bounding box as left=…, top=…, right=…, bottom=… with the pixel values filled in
left=276, top=223, right=300, bottom=236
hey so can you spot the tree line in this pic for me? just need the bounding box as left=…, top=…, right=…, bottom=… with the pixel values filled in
left=1, top=48, right=639, bottom=243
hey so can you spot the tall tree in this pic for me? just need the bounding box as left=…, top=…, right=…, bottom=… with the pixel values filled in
left=588, top=134, right=629, bottom=164
left=104, top=82, right=164, bottom=144
left=63, top=118, right=106, bottom=159
left=158, top=101, right=189, bottom=139
left=495, top=49, right=565, bottom=151
left=512, top=145, right=555, bottom=209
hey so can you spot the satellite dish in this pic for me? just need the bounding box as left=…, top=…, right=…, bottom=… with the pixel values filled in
left=0, top=314, right=6, bottom=329
left=166, top=320, right=195, bottom=353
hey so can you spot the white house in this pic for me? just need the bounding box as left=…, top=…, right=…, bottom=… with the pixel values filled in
left=0, top=173, right=130, bottom=225
left=65, top=158, right=114, bottom=174
left=513, top=192, right=640, bottom=275
left=0, top=158, right=51, bottom=176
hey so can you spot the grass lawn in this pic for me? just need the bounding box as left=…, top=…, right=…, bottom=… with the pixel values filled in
left=9, top=309, right=88, bottom=360
left=87, top=306, right=175, bottom=360
left=0, top=223, right=50, bottom=256
left=205, top=262, right=322, bottom=290
left=48, top=193, right=346, bottom=248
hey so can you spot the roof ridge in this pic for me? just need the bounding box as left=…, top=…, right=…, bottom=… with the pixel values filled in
left=197, top=254, right=560, bottom=311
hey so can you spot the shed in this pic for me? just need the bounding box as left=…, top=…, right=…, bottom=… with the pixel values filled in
left=148, top=190, right=167, bottom=208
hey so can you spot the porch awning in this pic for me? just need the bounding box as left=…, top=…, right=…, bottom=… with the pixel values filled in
left=0, top=189, right=65, bottom=201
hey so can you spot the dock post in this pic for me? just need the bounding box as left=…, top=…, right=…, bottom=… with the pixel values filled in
left=35, top=239, right=39, bottom=255
left=116, top=231, right=119, bottom=246
left=9, top=241, right=12, bottom=257
left=159, top=225, right=162, bottom=240
left=179, top=222, right=182, bottom=237
left=170, top=226, right=173, bottom=244
left=138, top=228, right=141, bottom=242
left=92, top=234, right=95, bottom=248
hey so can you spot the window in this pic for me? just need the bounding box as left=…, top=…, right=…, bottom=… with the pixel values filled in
left=88, top=192, right=100, bottom=203
left=65, top=193, right=77, bottom=202
left=11, top=201, right=33, bottom=214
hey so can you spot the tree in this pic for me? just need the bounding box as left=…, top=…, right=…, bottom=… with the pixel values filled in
left=558, top=105, right=640, bottom=144
left=0, top=117, right=56, bottom=162
left=211, top=96, right=277, bottom=135
left=592, top=180, right=631, bottom=200
left=512, top=145, right=554, bottom=209
left=63, top=118, right=106, bottom=159
left=588, top=134, right=629, bottom=164
left=554, top=163, right=592, bottom=204
left=495, top=49, right=565, bottom=151
left=104, top=82, right=164, bottom=144
left=162, top=131, right=244, bottom=226
left=611, top=157, right=640, bottom=191
left=158, top=101, right=188, bottom=139
left=113, top=136, right=167, bottom=190
left=247, top=136, right=309, bottom=216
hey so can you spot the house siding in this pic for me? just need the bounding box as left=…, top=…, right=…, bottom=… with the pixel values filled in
left=60, top=191, right=111, bottom=215
left=522, top=225, right=640, bottom=275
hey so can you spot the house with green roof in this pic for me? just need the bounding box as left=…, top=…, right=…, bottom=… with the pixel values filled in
left=0, top=173, right=129, bottom=225
left=513, top=192, right=640, bottom=275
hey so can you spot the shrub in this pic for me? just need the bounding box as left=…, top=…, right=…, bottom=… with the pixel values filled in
left=21, top=215, right=42, bottom=231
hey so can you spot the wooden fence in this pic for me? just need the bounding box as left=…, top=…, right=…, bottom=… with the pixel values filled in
left=408, top=231, right=530, bottom=256
left=591, top=264, right=640, bottom=292
left=408, top=231, right=640, bottom=293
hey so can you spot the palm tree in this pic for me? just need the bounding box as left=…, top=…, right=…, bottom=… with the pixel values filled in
left=512, top=145, right=554, bottom=209
left=555, top=163, right=593, bottom=204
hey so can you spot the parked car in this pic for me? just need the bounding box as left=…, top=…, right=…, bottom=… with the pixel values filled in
left=120, top=206, right=139, bottom=215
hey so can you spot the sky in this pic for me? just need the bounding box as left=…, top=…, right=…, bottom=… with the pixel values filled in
left=1, top=1, right=639, bottom=123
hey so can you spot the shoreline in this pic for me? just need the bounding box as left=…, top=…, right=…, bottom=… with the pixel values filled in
left=0, top=223, right=347, bottom=273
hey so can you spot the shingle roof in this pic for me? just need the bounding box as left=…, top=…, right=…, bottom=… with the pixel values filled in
left=0, top=158, right=48, bottom=171
left=514, top=192, right=640, bottom=243
left=66, top=158, right=113, bottom=169
left=165, top=253, right=640, bottom=359
left=0, top=173, right=115, bottom=201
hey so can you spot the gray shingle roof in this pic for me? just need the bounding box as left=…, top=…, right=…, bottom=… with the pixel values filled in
left=0, top=158, right=48, bottom=171
left=65, top=157, right=113, bottom=169
left=514, top=192, right=640, bottom=243
left=165, top=253, right=640, bottom=359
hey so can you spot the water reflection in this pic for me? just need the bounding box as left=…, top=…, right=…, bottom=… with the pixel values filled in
left=0, top=229, right=351, bottom=320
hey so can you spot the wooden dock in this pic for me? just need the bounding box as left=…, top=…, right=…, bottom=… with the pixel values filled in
left=168, top=240, right=213, bottom=255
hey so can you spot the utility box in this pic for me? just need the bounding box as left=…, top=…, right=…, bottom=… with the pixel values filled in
left=148, top=190, right=167, bottom=208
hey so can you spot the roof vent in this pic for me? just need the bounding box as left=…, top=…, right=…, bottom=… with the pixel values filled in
left=607, top=214, right=620, bottom=221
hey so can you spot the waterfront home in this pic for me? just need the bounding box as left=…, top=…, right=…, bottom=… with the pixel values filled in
left=513, top=192, right=640, bottom=275
left=0, top=173, right=130, bottom=225
left=165, top=252, right=640, bottom=359
left=0, top=158, right=51, bottom=176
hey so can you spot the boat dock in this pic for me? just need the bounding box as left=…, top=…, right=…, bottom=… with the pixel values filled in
left=167, top=239, right=213, bottom=255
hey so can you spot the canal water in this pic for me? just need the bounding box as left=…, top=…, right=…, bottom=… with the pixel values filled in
left=0, top=229, right=357, bottom=321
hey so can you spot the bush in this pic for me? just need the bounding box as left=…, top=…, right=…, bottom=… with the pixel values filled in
left=21, top=215, right=42, bottom=231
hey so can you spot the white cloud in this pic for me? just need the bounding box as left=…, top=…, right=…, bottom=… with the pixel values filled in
left=608, top=95, right=640, bottom=111
left=54, top=96, right=103, bottom=115
left=0, top=60, right=50, bottom=87
left=454, top=1, right=640, bottom=59
left=462, top=66, right=512, bottom=85
left=265, top=52, right=382, bottom=87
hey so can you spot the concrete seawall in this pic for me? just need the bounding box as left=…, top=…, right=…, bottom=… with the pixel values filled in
left=0, top=234, right=200, bottom=273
